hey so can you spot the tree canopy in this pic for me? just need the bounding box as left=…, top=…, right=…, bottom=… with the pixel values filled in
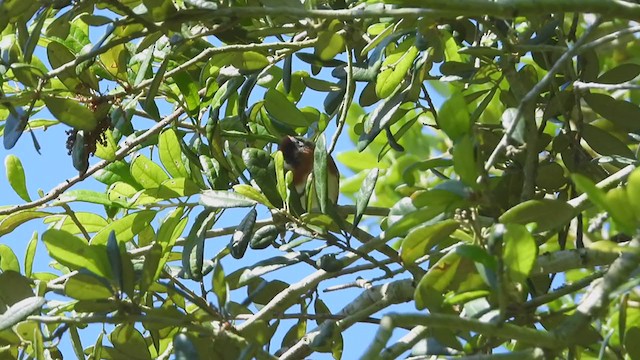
left=1, top=0, right=640, bottom=359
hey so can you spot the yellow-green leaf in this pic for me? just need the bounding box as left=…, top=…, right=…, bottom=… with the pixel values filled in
left=5, top=155, right=31, bottom=201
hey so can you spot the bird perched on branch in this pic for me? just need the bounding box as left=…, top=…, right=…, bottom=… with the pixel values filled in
left=278, top=135, right=404, bottom=266
left=279, top=135, right=340, bottom=208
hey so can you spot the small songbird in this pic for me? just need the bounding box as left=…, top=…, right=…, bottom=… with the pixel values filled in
left=279, top=135, right=340, bottom=208
left=278, top=136, right=402, bottom=264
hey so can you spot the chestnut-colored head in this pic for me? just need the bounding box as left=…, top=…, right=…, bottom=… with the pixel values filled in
left=278, top=135, right=339, bottom=204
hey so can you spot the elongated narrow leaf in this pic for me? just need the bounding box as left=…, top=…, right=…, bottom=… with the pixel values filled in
left=499, top=198, right=576, bottom=232
left=106, top=231, right=123, bottom=291
left=143, top=56, right=169, bottom=120
left=182, top=209, right=216, bottom=280
left=5, top=155, right=31, bottom=201
left=200, top=190, right=258, bottom=208
left=140, top=243, right=162, bottom=294
left=314, top=136, right=329, bottom=214
left=231, top=208, right=257, bottom=259
left=24, top=231, right=38, bottom=278
left=0, top=211, right=50, bottom=237
left=354, top=168, right=378, bottom=229
left=3, top=106, right=28, bottom=150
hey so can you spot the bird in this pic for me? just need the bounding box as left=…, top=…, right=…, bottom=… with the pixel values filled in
left=278, top=135, right=340, bottom=208
left=278, top=135, right=404, bottom=265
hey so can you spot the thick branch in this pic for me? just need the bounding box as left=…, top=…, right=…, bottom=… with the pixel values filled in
left=554, top=238, right=640, bottom=342
left=191, top=2, right=640, bottom=21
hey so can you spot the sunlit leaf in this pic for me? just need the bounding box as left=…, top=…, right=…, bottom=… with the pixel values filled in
left=5, top=154, right=31, bottom=201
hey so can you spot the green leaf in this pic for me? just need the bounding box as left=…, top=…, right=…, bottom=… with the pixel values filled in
left=605, top=187, right=637, bottom=233
left=64, top=272, right=113, bottom=300
left=584, top=93, right=640, bottom=132
left=99, top=44, right=129, bottom=81
left=0, top=210, right=50, bottom=237
left=94, top=160, right=141, bottom=187
left=140, top=243, right=162, bottom=294
left=94, top=129, right=117, bottom=161
left=144, top=56, right=169, bottom=120
left=625, top=327, right=640, bottom=360
left=499, top=199, right=576, bottom=232
left=242, top=148, right=283, bottom=208
left=596, top=63, right=640, bottom=84
left=5, top=155, right=31, bottom=201
left=24, top=231, right=38, bottom=278
left=264, top=88, right=309, bottom=127
left=626, top=168, right=640, bottom=222
left=3, top=106, right=28, bottom=150
left=91, top=210, right=157, bottom=245
left=0, top=245, right=20, bottom=273
left=582, top=123, right=635, bottom=159
left=71, top=130, right=89, bottom=173
left=231, top=208, right=257, bottom=259
left=453, top=135, right=479, bottom=188
left=154, top=208, right=187, bottom=280
left=571, top=174, right=609, bottom=213
left=503, top=224, right=537, bottom=283
left=376, top=45, right=418, bottom=99
left=106, top=231, right=123, bottom=291
left=45, top=212, right=109, bottom=235
left=250, top=225, right=279, bottom=250
left=415, top=248, right=462, bottom=310
left=358, top=87, right=407, bottom=152
left=274, top=151, right=288, bottom=205
left=354, top=168, right=379, bottom=229
left=110, top=324, right=152, bottom=360
left=200, top=189, right=259, bottom=208
left=55, top=189, right=120, bottom=207
left=11, top=63, right=45, bottom=87
left=315, top=31, right=345, bottom=61
left=159, top=128, right=189, bottom=178
left=212, top=260, right=228, bottom=308
left=313, top=135, right=329, bottom=213
left=43, top=96, right=98, bottom=131
left=42, top=229, right=111, bottom=278
left=439, top=93, right=471, bottom=141
left=172, top=71, right=201, bottom=116
left=182, top=209, right=216, bottom=280
left=231, top=51, right=269, bottom=71
left=47, top=40, right=92, bottom=95
left=401, top=220, right=460, bottom=264
left=130, top=154, right=170, bottom=189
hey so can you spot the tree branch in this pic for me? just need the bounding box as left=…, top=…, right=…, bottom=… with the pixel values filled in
left=553, top=238, right=640, bottom=342
left=0, top=107, right=185, bottom=216
left=188, top=2, right=640, bottom=21
left=482, top=17, right=603, bottom=175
